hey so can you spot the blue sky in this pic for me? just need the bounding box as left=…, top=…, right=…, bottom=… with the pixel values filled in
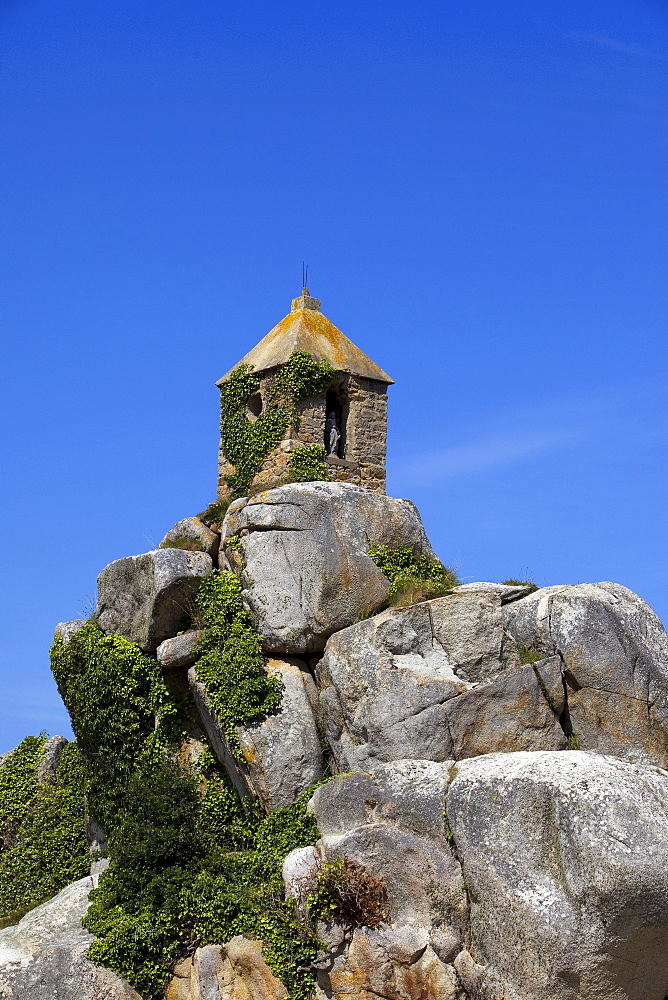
left=1, top=0, right=666, bottom=751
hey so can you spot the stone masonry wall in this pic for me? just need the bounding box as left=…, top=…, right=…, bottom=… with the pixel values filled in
left=217, top=371, right=388, bottom=497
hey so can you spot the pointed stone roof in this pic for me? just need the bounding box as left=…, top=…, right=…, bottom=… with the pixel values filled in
left=216, top=290, right=394, bottom=386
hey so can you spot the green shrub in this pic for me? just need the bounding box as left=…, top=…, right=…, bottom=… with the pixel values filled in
left=0, top=739, right=89, bottom=920
left=51, top=624, right=178, bottom=833
left=306, top=856, right=387, bottom=930
left=85, top=780, right=326, bottom=1000
left=197, top=497, right=232, bottom=529
left=502, top=578, right=539, bottom=593
left=288, top=445, right=329, bottom=483
left=368, top=544, right=459, bottom=607
left=48, top=581, right=331, bottom=999
left=0, top=735, right=46, bottom=852
left=194, top=572, right=281, bottom=752
left=518, top=645, right=544, bottom=666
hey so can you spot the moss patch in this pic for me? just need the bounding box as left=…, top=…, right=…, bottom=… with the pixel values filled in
left=368, top=544, right=459, bottom=607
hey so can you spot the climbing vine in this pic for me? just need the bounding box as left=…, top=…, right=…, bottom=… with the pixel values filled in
left=194, top=571, right=281, bottom=753
left=288, top=444, right=330, bottom=483
left=220, top=351, right=339, bottom=497
left=0, top=736, right=89, bottom=924
left=47, top=602, right=327, bottom=999
left=51, top=624, right=179, bottom=834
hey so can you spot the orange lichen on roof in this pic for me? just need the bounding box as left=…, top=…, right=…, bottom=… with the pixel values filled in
left=216, top=300, right=394, bottom=386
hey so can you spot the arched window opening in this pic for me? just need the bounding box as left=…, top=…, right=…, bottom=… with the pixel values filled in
left=325, top=388, right=346, bottom=458
left=246, top=393, right=263, bottom=422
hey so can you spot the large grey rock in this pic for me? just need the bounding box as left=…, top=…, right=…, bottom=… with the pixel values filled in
left=55, top=620, right=87, bottom=644
left=37, top=735, right=69, bottom=784
left=189, top=658, right=323, bottom=811
left=157, top=629, right=204, bottom=669
left=444, top=656, right=567, bottom=759
left=447, top=750, right=668, bottom=1000
left=96, top=548, right=212, bottom=651
left=308, top=760, right=468, bottom=966
left=316, top=924, right=463, bottom=1000
left=317, top=593, right=564, bottom=771
left=453, top=581, right=536, bottom=603
left=221, top=482, right=435, bottom=654
left=504, top=582, right=668, bottom=766
left=160, top=517, right=220, bottom=560
left=0, top=875, right=141, bottom=999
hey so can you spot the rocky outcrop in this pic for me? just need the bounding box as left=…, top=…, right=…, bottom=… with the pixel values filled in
left=308, top=760, right=468, bottom=967
left=304, top=760, right=466, bottom=999
left=221, top=482, right=434, bottom=654
left=166, top=937, right=287, bottom=1000
left=96, top=548, right=212, bottom=652
left=36, top=734, right=68, bottom=783
left=0, top=875, right=141, bottom=999
left=39, top=476, right=668, bottom=1000
left=317, top=592, right=566, bottom=771
left=301, top=750, right=668, bottom=1000
left=160, top=517, right=220, bottom=560
left=447, top=750, right=668, bottom=1000
left=157, top=629, right=204, bottom=670
left=189, top=657, right=323, bottom=811
left=504, top=582, right=668, bottom=766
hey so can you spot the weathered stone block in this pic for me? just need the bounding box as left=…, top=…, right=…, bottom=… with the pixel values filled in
left=316, top=592, right=563, bottom=772
left=222, top=482, right=434, bottom=654
left=447, top=750, right=668, bottom=1000
left=160, top=517, right=220, bottom=559
left=504, top=582, right=668, bottom=766
left=96, top=549, right=212, bottom=651
left=157, top=629, right=204, bottom=670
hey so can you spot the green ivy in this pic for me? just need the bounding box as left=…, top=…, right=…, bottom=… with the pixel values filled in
left=48, top=603, right=325, bottom=999
left=368, top=544, right=459, bottom=601
left=288, top=445, right=330, bottom=483
left=0, top=735, right=46, bottom=852
left=51, top=624, right=179, bottom=834
left=0, top=738, right=89, bottom=921
left=85, top=777, right=326, bottom=1000
left=194, top=572, right=281, bottom=753
left=220, top=351, right=338, bottom=497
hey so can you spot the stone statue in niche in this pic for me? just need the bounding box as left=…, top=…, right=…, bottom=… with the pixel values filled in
left=325, top=410, right=341, bottom=457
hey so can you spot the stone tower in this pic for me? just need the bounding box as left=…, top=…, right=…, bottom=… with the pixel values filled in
left=216, top=289, right=394, bottom=496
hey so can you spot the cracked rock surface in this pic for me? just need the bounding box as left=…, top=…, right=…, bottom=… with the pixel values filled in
left=221, top=482, right=434, bottom=654
left=0, top=876, right=141, bottom=999
left=447, top=750, right=668, bottom=1000
left=317, top=592, right=567, bottom=771
left=304, top=750, right=668, bottom=1000
left=504, top=582, right=668, bottom=766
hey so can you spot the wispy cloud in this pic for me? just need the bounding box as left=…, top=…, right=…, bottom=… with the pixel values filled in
left=396, top=427, right=582, bottom=484
left=393, top=381, right=667, bottom=487
left=570, top=32, right=650, bottom=56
